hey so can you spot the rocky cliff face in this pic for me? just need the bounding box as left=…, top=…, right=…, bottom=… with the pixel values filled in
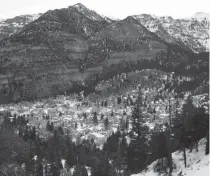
left=0, top=4, right=191, bottom=104
left=133, top=13, right=209, bottom=52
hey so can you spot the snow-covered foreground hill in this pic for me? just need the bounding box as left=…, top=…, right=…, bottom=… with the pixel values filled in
left=132, top=138, right=209, bottom=176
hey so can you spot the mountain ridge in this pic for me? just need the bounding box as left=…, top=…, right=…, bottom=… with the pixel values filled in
left=0, top=3, right=205, bottom=104
left=133, top=13, right=209, bottom=52
left=0, top=8, right=209, bottom=53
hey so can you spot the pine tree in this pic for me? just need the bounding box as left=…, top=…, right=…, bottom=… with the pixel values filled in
left=131, top=90, right=144, bottom=139
left=120, top=118, right=126, bottom=131
left=125, top=118, right=129, bottom=131
left=101, top=114, right=104, bottom=120
left=93, top=112, right=98, bottom=125
left=110, top=110, right=114, bottom=117
left=66, top=137, right=77, bottom=167
left=153, top=107, right=156, bottom=114
left=30, top=126, right=36, bottom=141
left=73, top=164, right=81, bottom=176
left=49, top=163, right=60, bottom=176
left=23, top=127, right=29, bottom=141
left=81, top=166, right=88, bottom=176
left=104, top=118, right=109, bottom=130
left=123, top=110, right=127, bottom=116
left=57, top=126, right=64, bottom=135
left=51, top=122, right=55, bottom=131
left=46, top=121, right=54, bottom=132
left=36, top=163, right=43, bottom=176
left=104, top=100, right=108, bottom=107
left=46, top=121, right=51, bottom=131
left=117, top=96, right=122, bottom=104
left=83, top=112, right=87, bottom=119
left=206, top=132, right=209, bottom=155
left=128, top=90, right=149, bottom=172
left=180, top=95, right=195, bottom=167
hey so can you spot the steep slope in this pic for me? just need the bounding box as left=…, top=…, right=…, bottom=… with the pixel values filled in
left=92, top=16, right=161, bottom=42
left=0, top=5, right=103, bottom=103
left=85, top=16, right=168, bottom=80
left=0, top=14, right=41, bottom=40
left=132, top=138, right=209, bottom=176
left=133, top=14, right=178, bottom=44
left=19, top=6, right=107, bottom=38
left=133, top=13, right=209, bottom=52
left=0, top=5, right=190, bottom=104
left=73, top=3, right=112, bottom=23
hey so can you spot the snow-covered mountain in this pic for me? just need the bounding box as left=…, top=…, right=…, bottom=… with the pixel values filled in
left=0, top=4, right=115, bottom=41
left=1, top=8, right=209, bottom=53
left=0, top=14, right=41, bottom=40
left=133, top=13, right=209, bottom=52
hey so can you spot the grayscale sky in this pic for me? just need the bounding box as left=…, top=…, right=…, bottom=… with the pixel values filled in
left=0, top=0, right=209, bottom=19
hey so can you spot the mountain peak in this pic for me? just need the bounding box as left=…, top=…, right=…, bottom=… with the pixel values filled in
left=72, top=3, right=109, bottom=23
left=73, top=3, right=87, bottom=9
left=124, top=16, right=137, bottom=22
left=133, top=14, right=158, bottom=21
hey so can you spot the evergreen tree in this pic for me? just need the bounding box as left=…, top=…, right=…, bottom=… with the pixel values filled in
left=117, top=96, right=122, bottom=104
left=104, top=118, right=109, bottom=130
left=51, top=122, right=55, bottom=131
left=83, top=112, right=87, bottom=119
left=110, top=110, right=114, bottom=117
left=23, top=127, right=29, bottom=141
left=125, top=118, right=129, bottom=131
left=81, top=166, right=88, bottom=176
left=123, top=110, right=127, bottom=116
left=73, top=164, right=88, bottom=176
left=49, top=163, right=60, bottom=176
left=104, top=100, right=108, bottom=107
left=66, top=137, right=77, bottom=167
left=206, top=132, right=209, bottom=155
left=128, top=90, right=149, bottom=172
left=36, top=163, right=43, bottom=176
left=46, top=121, right=54, bottom=132
left=130, top=90, right=144, bottom=139
left=30, top=126, right=36, bottom=141
left=180, top=95, right=195, bottom=167
left=57, top=126, right=64, bottom=135
left=93, top=112, right=98, bottom=125
left=101, top=114, right=104, bottom=120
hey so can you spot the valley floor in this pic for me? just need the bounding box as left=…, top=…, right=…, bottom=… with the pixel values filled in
left=0, top=69, right=209, bottom=147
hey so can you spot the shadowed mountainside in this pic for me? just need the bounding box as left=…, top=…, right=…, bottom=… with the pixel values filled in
left=0, top=4, right=192, bottom=104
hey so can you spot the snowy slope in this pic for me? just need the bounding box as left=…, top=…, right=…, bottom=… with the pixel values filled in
left=132, top=138, right=209, bottom=176
left=133, top=13, right=210, bottom=52
left=0, top=14, right=41, bottom=40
